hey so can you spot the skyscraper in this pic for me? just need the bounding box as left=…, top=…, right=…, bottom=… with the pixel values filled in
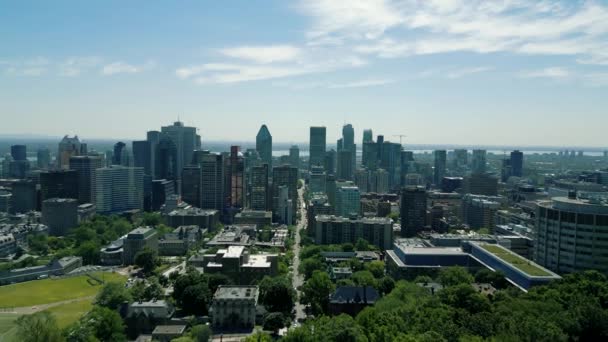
left=510, top=150, right=524, bottom=178
left=132, top=140, right=152, bottom=175
left=453, top=149, right=468, bottom=170
left=256, top=125, right=272, bottom=170
left=161, top=121, right=199, bottom=180
left=10, top=145, right=26, bottom=161
left=335, top=185, right=360, bottom=218
left=433, top=150, right=447, bottom=185
left=156, top=136, right=179, bottom=182
left=250, top=164, right=269, bottom=211
left=95, top=166, right=144, bottom=213
left=309, top=126, right=326, bottom=170
left=289, top=145, right=300, bottom=169
left=40, top=170, right=79, bottom=201
left=37, top=148, right=51, bottom=170
left=199, top=152, right=224, bottom=211
left=58, top=135, right=82, bottom=170
left=471, top=150, right=487, bottom=174
left=181, top=166, right=202, bottom=207
left=400, top=186, right=427, bottom=237
left=324, top=149, right=336, bottom=175
left=112, top=142, right=127, bottom=166
left=337, top=150, right=354, bottom=181
left=69, top=155, right=103, bottom=204
left=225, top=146, right=245, bottom=210
left=272, top=165, right=298, bottom=224
left=362, top=129, right=373, bottom=167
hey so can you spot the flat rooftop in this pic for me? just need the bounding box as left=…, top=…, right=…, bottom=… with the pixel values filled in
left=479, top=244, right=551, bottom=276
left=224, top=245, right=245, bottom=258
left=214, top=286, right=259, bottom=300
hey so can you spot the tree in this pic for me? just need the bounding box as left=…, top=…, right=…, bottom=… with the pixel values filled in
left=365, top=261, right=385, bottom=278
left=130, top=280, right=146, bottom=302
left=263, top=312, right=286, bottom=334
left=259, top=276, right=296, bottom=314
left=206, top=273, right=233, bottom=294
left=75, top=240, right=101, bottom=265
left=352, top=271, right=378, bottom=289
left=143, top=276, right=164, bottom=300
left=378, top=276, right=396, bottom=295
left=189, top=324, right=212, bottom=342
left=475, top=269, right=509, bottom=289
left=242, top=331, right=272, bottom=342
left=302, top=271, right=335, bottom=315
left=15, top=312, right=62, bottom=342
left=181, top=283, right=211, bottom=315
left=438, top=283, right=491, bottom=314
left=438, top=266, right=474, bottom=287
left=65, top=307, right=126, bottom=341
left=134, top=247, right=158, bottom=275
left=96, top=282, right=132, bottom=310
left=413, top=275, right=433, bottom=284
left=355, top=238, right=370, bottom=251
left=299, top=257, right=325, bottom=280
left=27, top=234, right=49, bottom=255
left=342, top=243, right=355, bottom=252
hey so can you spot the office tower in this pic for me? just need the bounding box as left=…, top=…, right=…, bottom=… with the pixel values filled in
left=372, top=168, right=389, bottom=194
left=379, top=141, right=402, bottom=190
left=337, top=150, right=354, bottom=181
left=355, top=169, right=369, bottom=194
left=42, top=198, right=78, bottom=236
left=272, top=165, right=298, bottom=224
left=161, top=121, right=199, bottom=180
left=0, top=189, right=10, bottom=214
left=1, top=155, right=10, bottom=178
left=400, top=186, right=427, bottom=237
left=69, top=155, right=103, bottom=204
left=404, top=173, right=424, bottom=186
left=310, top=166, right=327, bottom=194
left=400, top=150, right=414, bottom=185
left=471, top=149, right=487, bottom=174
left=309, top=126, right=326, bottom=169
left=151, top=179, right=175, bottom=211
left=132, top=140, right=152, bottom=175
left=362, top=129, right=373, bottom=167
left=182, top=166, right=202, bottom=207
left=8, top=159, right=29, bottom=179
left=510, top=150, right=524, bottom=178
left=112, top=142, right=126, bottom=165
left=501, top=158, right=512, bottom=182
left=10, top=145, right=26, bottom=161
left=95, top=166, right=144, bottom=213
left=256, top=124, right=272, bottom=170
left=463, top=173, right=498, bottom=196
left=335, top=185, right=360, bottom=218
left=146, top=130, right=161, bottom=178
left=10, top=180, right=37, bottom=213
left=324, top=149, right=336, bottom=175
left=535, top=194, right=608, bottom=274
left=342, top=124, right=356, bottom=171
left=58, top=135, right=82, bottom=169
left=37, top=148, right=51, bottom=169
left=315, top=216, right=393, bottom=250
left=289, top=145, right=300, bottom=169
left=225, top=146, right=245, bottom=210
left=453, top=149, right=468, bottom=170
left=199, top=152, right=224, bottom=211
left=276, top=185, right=293, bottom=225
left=433, top=150, right=447, bottom=186
left=462, top=194, right=501, bottom=229
left=40, top=170, right=79, bottom=201
left=156, top=135, right=179, bottom=182
left=250, top=164, right=269, bottom=211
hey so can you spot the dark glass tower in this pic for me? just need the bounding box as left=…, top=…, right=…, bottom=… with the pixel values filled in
left=256, top=124, right=272, bottom=170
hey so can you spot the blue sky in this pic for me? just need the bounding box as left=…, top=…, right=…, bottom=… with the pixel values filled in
left=1, top=0, right=607, bottom=147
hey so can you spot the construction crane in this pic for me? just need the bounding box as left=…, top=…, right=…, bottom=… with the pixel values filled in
left=393, top=134, right=407, bottom=145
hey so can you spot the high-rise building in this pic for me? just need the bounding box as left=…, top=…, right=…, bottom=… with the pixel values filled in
left=310, top=166, right=327, bottom=194
left=535, top=195, right=608, bottom=274
left=372, top=168, right=389, bottom=194
left=69, top=155, right=103, bottom=204
left=309, top=126, right=326, bottom=170
left=400, top=186, right=427, bottom=237
left=37, top=148, right=51, bottom=170
left=510, top=150, right=524, bottom=178
left=289, top=145, right=300, bottom=169
left=471, top=150, right=487, bottom=174
left=161, top=121, right=199, bottom=180
left=335, top=185, right=360, bottom=218
left=151, top=179, right=175, bottom=211
left=112, top=142, right=127, bottom=165
left=256, top=125, right=272, bottom=170
left=463, top=173, right=498, bottom=196
left=10, top=145, right=26, bottom=161
left=272, top=165, right=298, bottom=224
left=342, top=124, right=356, bottom=172
left=337, top=150, right=354, bottom=181
left=10, top=180, right=37, bottom=213
left=324, top=149, right=336, bottom=175
left=225, top=146, right=245, bottom=212
left=453, top=149, right=468, bottom=170
left=42, top=198, right=78, bottom=236
left=95, top=166, right=144, bottom=213
left=362, top=129, right=373, bottom=168
left=462, top=194, right=501, bottom=229
left=156, top=135, right=179, bottom=182
left=276, top=185, right=293, bottom=225
left=434, top=150, right=447, bottom=186
left=250, top=164, right=269, bottom=211
left=182, top=166, right=202, bottom=207
left=40, top=170, right=79, bottom=201
left=199, top=152, right=224, bottom=211
left=8, top=160, right=29, bottom=179
left=315, top=215, right=393, bottom=250
left=355, top=169, right=369, bottom=194
left=132, top=140, right=152, bottom=175
left=58, top=135, right=82, bottom=170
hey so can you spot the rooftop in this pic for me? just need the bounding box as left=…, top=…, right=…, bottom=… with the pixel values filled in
left=214, top=285, right=259, bottom=300
left=152, top=325, right=186, bottom=335
left=479, top=244, right=551, bottom=276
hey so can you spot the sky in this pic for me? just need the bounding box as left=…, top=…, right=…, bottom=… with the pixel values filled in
left=1, top=0, right=608, bottom=147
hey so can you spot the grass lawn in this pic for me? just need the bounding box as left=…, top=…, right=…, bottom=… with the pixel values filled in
left=0, top=272, right=126, bottom=308
left=0, top=314, right=18, bottom=342
left=482, top=245, right=551, bottom=276
left=44, top=298, right=94, bottom=328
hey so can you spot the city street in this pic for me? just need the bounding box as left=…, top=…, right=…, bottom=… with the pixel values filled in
left=292, top=185, right=307, bottom=323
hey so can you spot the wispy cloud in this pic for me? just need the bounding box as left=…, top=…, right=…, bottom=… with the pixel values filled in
left=219, top=45, right=301, bottom=64
left=519, top=67, right=571, bottom=79
left=59, top=56, right=102, bottom=76
left=102, top=61, right=155, bottom=75
left=446, top=66, right=493, bottom=79
left=3, top=57, right=50, bottom=76
left=327, top=78, right=394, bottom=88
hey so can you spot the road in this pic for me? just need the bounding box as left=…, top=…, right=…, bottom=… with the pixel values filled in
left=292, top=186, right=307, bottom=322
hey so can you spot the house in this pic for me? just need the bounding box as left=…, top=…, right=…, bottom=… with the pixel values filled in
left=211, top=286, right=259, bottom=330
left=124, top=300, right=175, bottom=339
left=328, top=286, right=379, bottom=316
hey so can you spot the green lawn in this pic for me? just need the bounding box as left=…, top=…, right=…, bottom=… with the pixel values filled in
left=0, top=314, right=18, bottom=342
left=44, top=298, right=94, bottom=328
left=482, top=245, right=551, bottom=276
left=0, top=272, right=126, bottom=308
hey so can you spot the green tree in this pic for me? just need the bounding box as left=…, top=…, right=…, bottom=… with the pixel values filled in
left=27, top=234, right=49, bottom=255
left=355, top=238, right=370, bottom=251
left=143, top=276, right=164, bottom=300
left=352, top=270, right=378, bottom=289
left=299, top=257, right=325, bottom=280
left=181, top=283, right=211, bottom=315
left=259, top=276, right=296, bottom=314
left=378, top=276, right=396, bottom=295
left=242, top=331, right=272, bottom=342
left=438, top=266, right=474, bottom=287
left=302, top=271, right=335, bottom=315
left=189, top=324, right=212, bottom=342
left=15, top=311, right=62, bottom=342
left=134, top=247, right=158, bottom=275
left=65, top=306, right=126, bottom=341
left=95, top=282, right=132, bottom=310
left=342, top=243, right=355, bottom=252
left=474, top=269, right=509, bottom=289
left=365, top=261, right=385, bottom=278
left=263, top=312, right=286, bottom=334
left=438, top=283, right=491, bottom=314
left=130, top=280, right=146, bottom=302
left=75, top=240, right=101, bottom=265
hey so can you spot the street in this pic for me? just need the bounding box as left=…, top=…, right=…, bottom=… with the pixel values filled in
left=292, top=185, right=307, bottom=323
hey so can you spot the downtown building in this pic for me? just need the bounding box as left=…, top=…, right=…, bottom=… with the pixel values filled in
left=400, top=186, right=427, bottom=237
left=315, top=215, right=393, bottom=250
left=69, top=155, right=103, bottom=204
left=95, top=166, right=144, bottom=214
left=309, top=126, right=326, bottom=170
left=255, top=125, right=272, bottom=170
left=272, top=165, right=298, bottom=224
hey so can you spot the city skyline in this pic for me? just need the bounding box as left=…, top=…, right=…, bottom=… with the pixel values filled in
left=2, top=1, right=608, bottom=146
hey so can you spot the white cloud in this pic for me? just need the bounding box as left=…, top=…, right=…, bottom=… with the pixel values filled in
left=519, top=67, right=571, bottom=79
left=102, top=61, right=155, bottom=75
left=327, top=78, right=394, bottom=88
left=219, top=45, right=301, bottom=64
left=446, top=66, right=493, bottom=79
left=59, top=56, right=102, bottom=76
